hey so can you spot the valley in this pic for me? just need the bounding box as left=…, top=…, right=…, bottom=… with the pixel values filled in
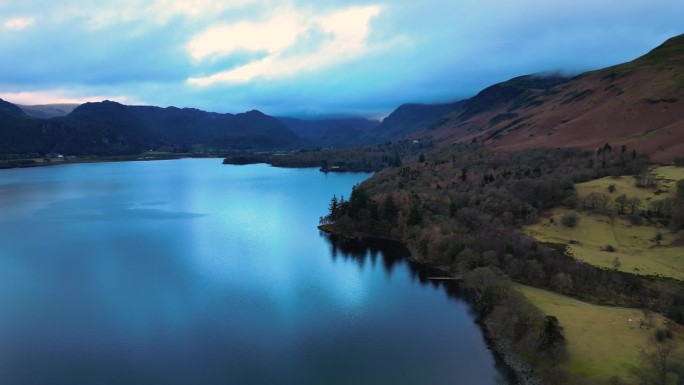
left=2, top=31, right=684, bottom=385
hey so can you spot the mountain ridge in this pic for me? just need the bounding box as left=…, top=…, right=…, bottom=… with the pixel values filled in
left=278, top=117, right=380, bottom=148
left=19, top=103, right=80, bottom=118
left=406, top=33, right=684, bottom=163
left=0, top=100, right=304, bottom=157
left=2, top=34, right=683, bottom=161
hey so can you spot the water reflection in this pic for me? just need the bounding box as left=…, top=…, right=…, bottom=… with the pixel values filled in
left=0, top=160, right=507, bottom=385
left=320, top=231, right=514, bottom=385
left=321, top=232, right=464, bottom=301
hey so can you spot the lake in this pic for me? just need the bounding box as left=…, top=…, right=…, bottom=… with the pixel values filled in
left=0, top=159, right=506, bottom=385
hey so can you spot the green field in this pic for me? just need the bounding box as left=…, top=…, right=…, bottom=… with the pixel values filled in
left=517, top=284, right=683, bottom=382
left=525, top=166, right=684, bottom=280
left=575, top=165, right=684, bottom=212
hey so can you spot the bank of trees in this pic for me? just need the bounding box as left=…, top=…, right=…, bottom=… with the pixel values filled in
left=224, top=140, right=432, bottom=172
left=322, top=143, right=684, bottom=384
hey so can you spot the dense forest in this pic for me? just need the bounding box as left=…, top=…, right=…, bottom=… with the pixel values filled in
left=223, top=139, right=433, bottom=172
left=319, top=143, right=684, bottom=384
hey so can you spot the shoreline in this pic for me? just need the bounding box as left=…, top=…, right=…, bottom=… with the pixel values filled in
left=317, top=224, right=540, bottom=385
left=0, top=154, right=218, bottom=170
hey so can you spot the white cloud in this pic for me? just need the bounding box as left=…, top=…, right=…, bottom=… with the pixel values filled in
left=0, top=90, right=137, bottom=105
left=187, top=5, right=382, bottom=85
left=187, top=11, right=303, bottom=61
left=3, top=17, right=35, bottom=30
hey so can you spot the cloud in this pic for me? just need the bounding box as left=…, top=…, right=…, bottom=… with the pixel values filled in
left=187, top=5, right=381, bottom=85
left=187, top=12, right=302, bottom=61
left=3, top=17, right=34, bottom=30
left=1, top=0, right=683, bottom=117
left=0, top=90, right=137, bottom=105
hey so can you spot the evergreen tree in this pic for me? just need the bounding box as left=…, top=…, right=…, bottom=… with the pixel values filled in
left=407, top=204, right=422, bottom=226
left=383, top=195, right=399, bottom=221
left=328, top=194, right=339, bottom=219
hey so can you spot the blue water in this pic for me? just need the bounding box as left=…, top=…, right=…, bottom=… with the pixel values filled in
left=0, top=159, right=504, bottom=385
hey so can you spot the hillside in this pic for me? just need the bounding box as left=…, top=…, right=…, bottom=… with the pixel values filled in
left=279, top=102, right=464, bottom=148
left=0, top=100, right=303, bottom=158
left=125, top=104, right=301, bottom=150
left=364, top=101, right=465, bottom=144
left=279, top=117, right=380, bottom=147
left=0, top=99, right=29, bottom=117
left=19, top=103, right=80, bottom=118
left=316, top=35, right=684, bottom=385
left=415, top=34, right=684, bottom=163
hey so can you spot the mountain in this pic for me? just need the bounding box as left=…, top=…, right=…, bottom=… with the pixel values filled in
left=0, top=98, right=29, bottom=118
left=124, top=104, right=301, bottom=150
left=363, top=101, right=465, bottom=143
left=19, top=104, right=80, bottom=118
left=3, top=34, right=683, bottom=161
left=279, top=103, right=466, bottom=148
left=0, top=100, right=303, bottom=157
left=278, top=117, right=380, bottom=147
left=416, top=34, right=684, bottom=163
left=0, top=98, right=39, bottom=156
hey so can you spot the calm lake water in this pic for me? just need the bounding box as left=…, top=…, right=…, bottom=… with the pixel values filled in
left=0, top=159, right=505, bottom=385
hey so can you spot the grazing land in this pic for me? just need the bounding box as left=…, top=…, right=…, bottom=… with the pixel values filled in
left=517, top=284, right=684, bottom=382
left=525, top=166, right=684, bottom=280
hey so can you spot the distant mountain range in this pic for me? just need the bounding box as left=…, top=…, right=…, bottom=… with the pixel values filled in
left=19, top=104, right=80, bottom=119
left=2, top=34, right=683, bottom=161
left=0, top=100, right=304, bottom=156
left=278, top=117, right=380, bottom=148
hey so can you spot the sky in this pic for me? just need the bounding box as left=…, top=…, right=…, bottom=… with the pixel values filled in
left=0, top=0, right=682, bottom=118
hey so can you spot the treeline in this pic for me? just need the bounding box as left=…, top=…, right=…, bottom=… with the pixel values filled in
left=223, top=140, right=433, bottom=172
left=321, top=142, right=684, bottom=384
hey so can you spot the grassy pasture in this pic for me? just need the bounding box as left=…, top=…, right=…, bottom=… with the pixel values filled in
left=517, top=284, right=683, bottom=382
left=526, top=208, right=684, bottom=279
left=575, top=166, right=684, bottom=212
left=525, top=166, right=684, bottom=280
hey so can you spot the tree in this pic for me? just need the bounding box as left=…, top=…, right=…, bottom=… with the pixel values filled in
left=585, top=192, right=609, bottom=212
left=449, top=202, right=459, bottom=218
left=561, top=213, right=578, bottom=227
left=338, top=195, right=348, bottom=216
left=633, top=341, right=684, bottom=385
left=407, top=203, right=422, bottom=226
left=539, top=315, right=565, bottom=361
left=382, top=194, right=399, bottom=222
left=348, top=185, right=369, bottom=218
left=328, top=194, right=339, bottom=220
left=616, top=194, right=627, bottom=214
left=637, top=172, right=657, bottom=187
left=627, top=197, right=642, bottom=215
left=551, top=272, right=574, bottom=293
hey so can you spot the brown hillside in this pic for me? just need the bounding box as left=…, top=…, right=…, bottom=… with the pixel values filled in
left=426, top=34, right=684, bottom=163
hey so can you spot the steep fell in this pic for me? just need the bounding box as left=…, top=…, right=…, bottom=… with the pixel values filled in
left=424, top=34, right=684, bottom=163
left=364, top=101, right=465, bottom=143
